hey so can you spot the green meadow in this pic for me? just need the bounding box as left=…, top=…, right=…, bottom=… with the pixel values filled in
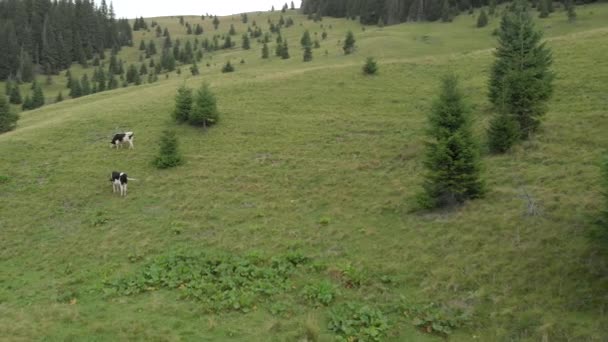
left=1, top=4, right=607, bottom=341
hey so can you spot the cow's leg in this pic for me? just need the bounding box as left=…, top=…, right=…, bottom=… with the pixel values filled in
left=129, top=140, right=134, bottom=149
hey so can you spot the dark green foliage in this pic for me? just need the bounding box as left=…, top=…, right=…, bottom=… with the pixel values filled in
left=139, top=40, right=146, bottom=50
left=31, top=83, right=45, bottom=109
left=343, top=31, right=355, bottom=54
left=223, top=36, right=233, bottom=49
left=363, top=57, right=378, bottom=75
left=242, top=34, right=250, bottom=50
left=566, top=0, right=577, bottom=22
left=81, top=74, right=91, bottom=95
left=303, top=45, right=313, bottom=62
left=107, top=74, right=119, bottom=90
left=21, top=95, right=33, bottom=110
left=489, top=0, right=553, bottom=138
left=139, top=63, right=148, bottom=75
left=262, top=43, right=270, bottom=59
left=189, top=83, right=219, bottom=127
left=477, top=9, right=489, bottom=27
left=9, top=84, right=22, bottom=104
left=328, top=303, right=389, bottom=341
left=153, top=130, right=183, bottom=169
left=489, top=0, right=497, bottom=16
left=602, top=156, right=608, bottom=228
left=126, top=64, right=138, bottom=83
left=173, top=85, right=193, bottom=122
left=213, top=16, right=220, bottom=30
left=539, top=0, right=549, bottom=18
left=69, top=79, right=82, bottom=98
left=487, top=111, right=520, bottom=153
left=55, top=92, right=63, bottom=103
left=0, top=94, right=18, bottom=133
left=190, top=61, right=200, bottom=76
left=281, top=40, right=290, bottom=59
left=419, top=74, right=484, bottom=209
left=441, top=0, right=452, bottom=22
left=322, top=31, right=328, bottom=40
left=229, top=24, right=236, bottom=35
left=314, top=40, right=320, bottom=48
left=221, top=61, right=235, bottom=73
left=300, top=30, right=312, bottom=48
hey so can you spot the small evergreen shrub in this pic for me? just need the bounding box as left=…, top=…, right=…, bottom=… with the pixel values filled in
left=153, top=130, right=183, bottom=169
left=363, top=57, right=378, bottom=75
left=0, top=95, right=19, bottom=133
left=189, top=83, right=219, bottom=127
left=221, top=61, right=235, bottom=73
left=173, top=85, right=193, bottom=122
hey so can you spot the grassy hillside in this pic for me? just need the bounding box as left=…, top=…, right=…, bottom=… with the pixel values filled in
left=1, top=4, right=607, bottom=341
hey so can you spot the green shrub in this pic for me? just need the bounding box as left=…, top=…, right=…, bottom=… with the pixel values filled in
left=221, top=61, right=235, bottom=73
left=173, top=85, right=193, bottom=122
left=153, top=130, right=183, bottom=169
left=328, top=302, right=389, bottom=341
left=0, top=94, right=19, bottom=133
left=189, top=83, right=219, bottom=127
left=363, top=57, right=378, bottom=75
left=301, top=280, right=337, bottom=306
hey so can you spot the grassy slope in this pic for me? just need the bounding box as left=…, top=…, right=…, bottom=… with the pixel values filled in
left=1, top=5, right=607, bottom=341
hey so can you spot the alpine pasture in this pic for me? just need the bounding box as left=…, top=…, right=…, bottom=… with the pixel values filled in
left=1, top=4, right=607, bottom=341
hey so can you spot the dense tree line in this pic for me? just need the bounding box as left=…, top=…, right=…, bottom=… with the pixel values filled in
left=301, top=0, right=598, bottom=24
left=0, top=0, right=133, bottom=81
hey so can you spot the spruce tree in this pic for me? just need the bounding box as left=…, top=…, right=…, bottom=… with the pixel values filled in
left=221, top=61, right=235, bottom=73
left=32, top=83, right=45, bottom=109
left=213, top=16, right=220, bottom=30
left=566, top=0, right=576, bottom=22
left=418, top=74, right=484, bottom=209
left=190, top=61, right=200, bottom=75
left=303, top=45, right=313, bottom=62
left=489, top=0, right=497, bottom=16
left=489, top=0, right=553, bottom=138
left=140, top=63, right=148, bottom=75
left=539, top=0, right=549, bottom=18
left=363, top=57, right=378, bottom=75
left=81, top=74, right=91, bottom=95
left=69, top=79, right=82, bottom=98
left=21, top=95, right=33, bottom=110
left=262, top=42, right=270, bottom=59
left=281, top=40, right=290, bottom=59
left=189, top=83, right=219, bottom=127
left=0, top=93, right=18, bottom=133
left=477, top=9, right=489, bottom=27
left=343, top=31, right=355, bottom=55
left=9, top=84, right=22, bottom=104
left=139, top=40, right=146, bottom=50
left=108, top=74, right=119, bottom=89
left=229, top=24, right=236, bottom=35
left=301, top=30, right=312, bottom=48
left=56, top=92, right=63, bottom=103
left=154, top=130, right=183, bottom=169
left=173, top=85, right=193, bottom=122
left=242, top=34, right=251, bottom=50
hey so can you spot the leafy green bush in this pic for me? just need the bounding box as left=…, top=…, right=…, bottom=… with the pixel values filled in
left=328, top=302, right=389, bottom=341
left=362, top=57, right=378, bottom=75
left=105, top=252, right=310, bottom=313
left=153, top=130, right=183, bottom=169
left=301, top=280, right=337, bottom=306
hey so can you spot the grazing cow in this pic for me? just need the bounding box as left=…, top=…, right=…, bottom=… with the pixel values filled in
left=111, top=132, right=134, bottom=149
left=110, top=171, right=129, bottom=196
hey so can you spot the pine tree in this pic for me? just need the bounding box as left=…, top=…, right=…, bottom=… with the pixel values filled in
left=291, top=1, right=295, bottom=10
left=55, top=92, right=63, bottom=103
left=418, top=74, right=484, bottom=209
left=189, top=83, right=219, bottom=127
left=81, top=74, right=91, bottom=95
left=0, top=93, right=19, bottom=133
left=487, top=111, right=520, bottom=153
left=363, top=57, right=378, bottom=75
left=441, top=0, right=452, bottom=23
left=343, top=31, right=355, bottom=55
left=154, top=130, right=183, bottom=169
left=262, top=42, right=270, bottom=59
left=108, top=74, right=119, bottom=89
left=139, top=40, right=146, bottom=50
left=21, top=95, right=33, bottom=110
left=281, top=40, right=290, bottom=59
left=301, top=30, right=312, bottom=48
left=9, top=84, right=22, bottom=104
left=489, top=0, right=554, bottom=138
left=213, top=16, right=220, bottom=30
left=190, top=61, right=200, bottom=75
left=173, top=84, right=193, bottom=122
left=477, top=9, right=489, bottom=27
left=489, top=0, right=497, bottom=16
left=223, top=36, right=233, bottom=49
left=32, top=83, right=45, bottom=109
left=126, top=64, right=137, bottom=83
left=69, top=79, right=82, bottom=98
left=242, top=34, right=251, bottom=50
left=566, top=0, right=577, bottom=22
left=222, top=61, right=235, bottom=73
left=229, top=24, right=236, bottom=35
left=539, top=0, right=549, bottom=18
left=139, top=63, right=148, bottom=75
left=303, top=45, right=313, bottom=62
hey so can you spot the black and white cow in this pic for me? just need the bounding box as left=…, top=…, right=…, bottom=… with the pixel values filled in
left=111, top=132, right=134, bottom=149
left=110, top=171, right=129, bottom=196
